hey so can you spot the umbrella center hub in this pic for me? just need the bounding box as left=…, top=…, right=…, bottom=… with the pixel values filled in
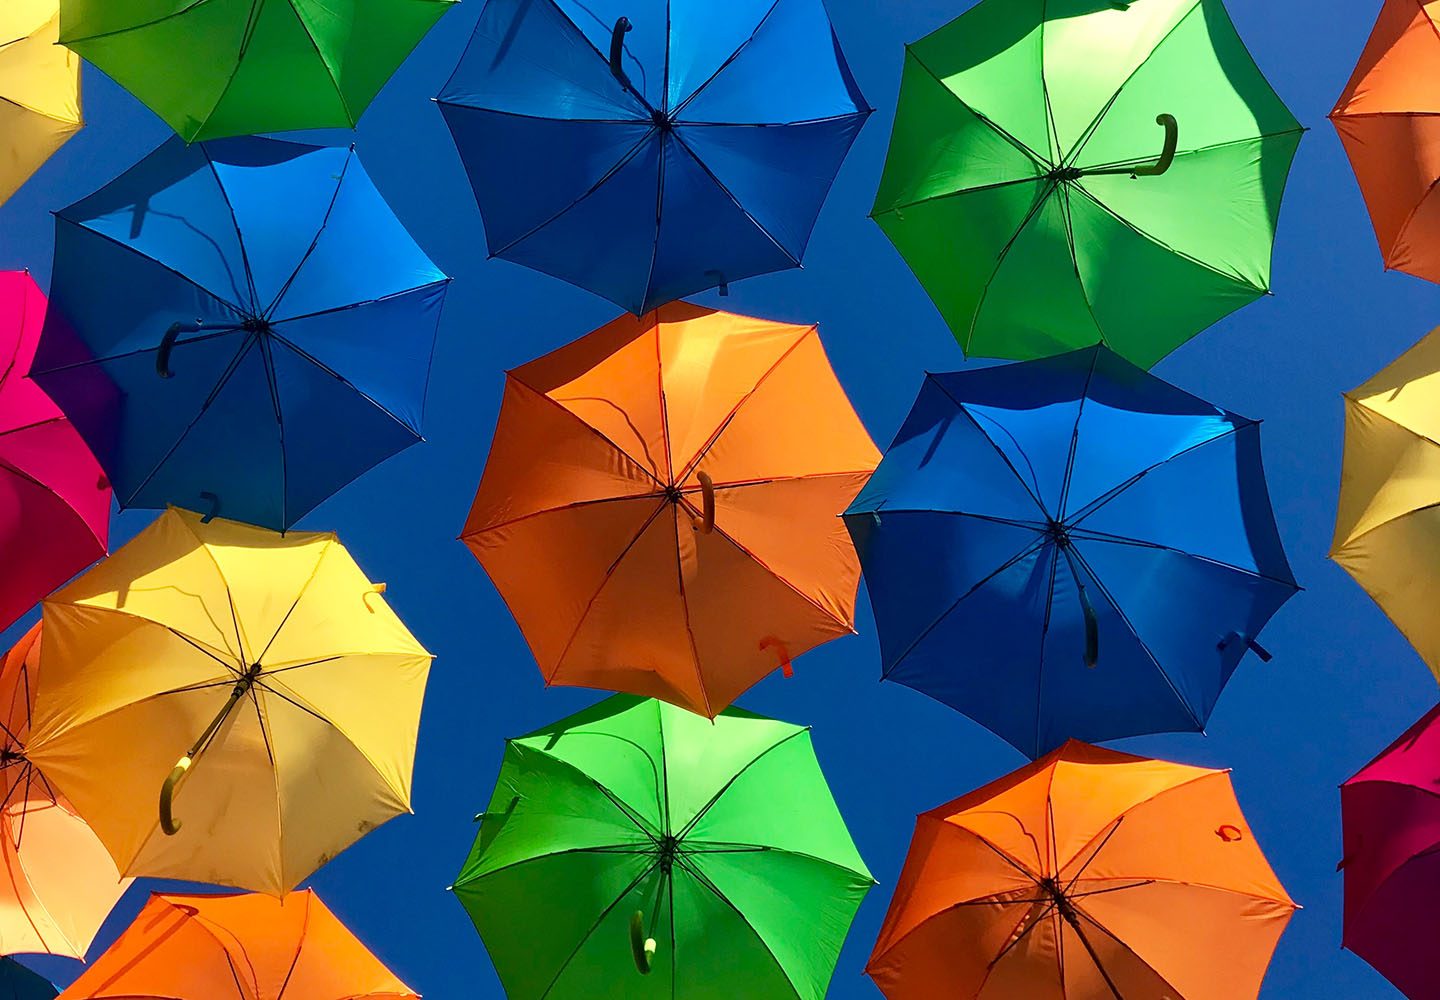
left=242, top=317, right=272, bottom=335
left=651, top=108, right=673, bottom=130
left=1038, top=877, right=1078, bottom=922
left=1047, top=165, right=1084, bottom=182
left=657, top=834, right=679, bottom=872
left=662, top=484, right=684, bottom=504
left=0, top=747, right=25, bottom=768
left=1045, top=519, right=1072, bottom=548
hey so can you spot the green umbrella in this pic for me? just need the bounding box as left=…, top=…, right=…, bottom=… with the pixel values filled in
left=872, top=0, right=1303, bottom=368
left=452, top=695, right=873, bottom=1000
left=59, top=0, right=455, bottom=142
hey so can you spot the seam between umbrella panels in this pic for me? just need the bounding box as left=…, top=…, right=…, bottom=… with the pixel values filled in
left=667, top=0, right=784, bottom=120
left=27, top=325, right=248, bottom=378
left=537, top=860, right=664, bottom=1000
left=962, top=179, right=1062, bottom=355
left=457, top=844, right=658, bottom=887
left=674, top=111, right=868, bottom=129
left=0, top=92, right=82, bottom=126
left=1068, top=528, right=1298, bottom=591
left=1031, top=539, right=1061, bottom=759
left=1053, top=770, right=1225, bottom=881
left=3, top=815, right=83, bottom=957
left=1057, top=187, right=1109, bottom=357
left=901, top=49, right=1052, bottom=174
left=285, top=0, right=356, bottom=126
left=1064, top=543, right=1204, bottom=730
left=188, top=0, right=267, bottom=142
left=0, top=449, right=108, bottom=550
left=506, top=375, right=667, bottom=491
left=1065, top=875, right=1294, bottom=908
left=1056, top=347, right=1102, bottom=519
left=58, top=0, right=217, bottom=44
left=268, top=324, right=430, bottom=439
left=250, top=686, right=285, bottom=917
left=670, top=508, right=714, bottom=718
left=255, top=335, right=289, bottom=531
left=1063, top=904, right=1188, bottom=997
left=1075, top=126, right=1302, bottom=175
left=274, top=879, right=310, bottom=1000
left=544, top=0, right=654, bottom=114
left=672, top=728, right=809, bottom=840
left=1377, top=168, right=1440, bottom=263
left=671, top=854, right=804, bottom=1000
left=251, top=532, right=333, bottom=668
left=671, top=326, right=815, bottom=484
left=178, top=500, right=279, bottom=660
left=656, top=698, right=670, bottom=831
left=200, top=144, right=261, bottom=313
left=165, top=900, right=264, bottom=1000
left=669, top=129, right=804, bottom=269
left=434, top=102, right=639, bottom=127
left=637, top=137, right=667, bottom=329
left=928, top=379, right=1052, bottom=518
left=263, top=148, right=354, bottom=320
left=684, top=842, right=872, bottom=884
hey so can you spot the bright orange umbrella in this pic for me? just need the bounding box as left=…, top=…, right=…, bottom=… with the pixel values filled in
left=462, top=302, right=879, bottom=717
left=56, top=889, right=416, bottom=1000
left=0, top=623, right=128, bottom=958
left=866, top=741, right=1296, bottom=1000
left=1331, top=0, right=1440, bottom=282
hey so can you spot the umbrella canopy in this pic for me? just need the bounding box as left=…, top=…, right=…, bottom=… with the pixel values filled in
left=0, top=2, right=81, bottom=208
left=31, top=136, right=448, bottom=532
left=1330, top=0, right=1440, bottom=284
left=0, top=960, right=53, bottom=1000
left=462, top=302, right=878, bottom=717
left=0, top=624, right=129, bottom=959
left=59, top=0, right=454, bottom=142
left=26, top=506, right=433, bottom=895
left=843, top=346, right=1298, bottom=758
left=56, top=890, right=416, bottom=1000
left=867, top=741, right=1296, bottom=1000
left=437, top=0, right=869, bottom=314
left=453, top=694, right=872, bottom=1000
left=1330, top=328, right=1440, bottom=677
left=872, top=0, right=1302, bottom=368
left=1340, top=702, right=1440, bottom=999
left=0, top=271, right=109, bottom=634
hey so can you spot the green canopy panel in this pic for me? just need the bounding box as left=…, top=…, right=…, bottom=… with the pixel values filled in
left=872, top=0, right=1303, bottom=368
left=453, top=695, right=874, bottom=1000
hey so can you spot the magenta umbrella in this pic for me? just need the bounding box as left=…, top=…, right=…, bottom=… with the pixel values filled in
left=1341, top=703, right=1440, bottom=999
left=0, top=271, right=109, bottom=629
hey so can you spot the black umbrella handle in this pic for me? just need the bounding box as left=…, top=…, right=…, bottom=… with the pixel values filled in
left=1082, top=113, right=1179, bottom=178
left=609, top=18, right=632, bottom=83
left=156, top=320, right=207, bottom=378
left=1078, top=583, right=1099, bottom=669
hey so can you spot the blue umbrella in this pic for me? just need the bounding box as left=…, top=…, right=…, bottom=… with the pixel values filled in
left=843, top=346, right=1299, bottom=758
left=436, top=0, right=869, bottom=315
left=31, top=137, right=449, bottom=531
left=0, top=959, right=55, bottom=1000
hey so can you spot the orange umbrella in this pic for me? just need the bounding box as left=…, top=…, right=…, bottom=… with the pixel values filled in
left=463, top=302, right=879, bottom=716
left=1331, top=0, right=1440, bottom=282
left=866, top=742, right=1296, bottom=1000
left=56, top=889, right=416, bottom=1000
left=0, top=624, right=128, bottom=958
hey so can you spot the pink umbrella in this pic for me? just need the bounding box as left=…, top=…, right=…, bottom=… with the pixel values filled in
left=1340, top=703, right=1440, bottom=999
left=0, top=271, right=109, bottom=630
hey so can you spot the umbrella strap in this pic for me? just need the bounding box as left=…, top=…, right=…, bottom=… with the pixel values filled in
left=1218, top=631, right=1272, bottom=662
left=159, top=665, right=261, bottom=836
left=1056, top=541, right=1099, bottom=669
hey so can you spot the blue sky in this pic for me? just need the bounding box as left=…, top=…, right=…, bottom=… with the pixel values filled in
left=0, top=0, right=1432, bottom=997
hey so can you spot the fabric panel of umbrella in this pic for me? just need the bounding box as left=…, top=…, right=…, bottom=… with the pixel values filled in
left=0, top=1, right=82, bottom=209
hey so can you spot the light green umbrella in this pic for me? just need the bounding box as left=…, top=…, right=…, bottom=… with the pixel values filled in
left=452, top=695, right=873, bottom=1000
left=59, top=0, right=454, bottom=141
left=872, top=0, right=1303, bottom=368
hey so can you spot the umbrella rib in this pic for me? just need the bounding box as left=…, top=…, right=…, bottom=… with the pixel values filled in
left=457, top=846, right=661, bottom=886
left=274, top=881, right=310, bottom=1000
left=433, top=99, right=641, bottom=125
left=1061, top=816, right=1125, bottom=893
left=1032, top=541, right=1061, bottom=759
left=672, top=326, right=815, bottom=484
left=255, top=337, right=289, bottom=531
left=286, top=0, right=356, bottom=125
left=58, top=0, right=218, bottom=44
left=263, top=150, right=354, bottom=319
left=463, top=494, right=666, bottom=538
left=0, top=458, right=107, bottom=552
left=884, top=536, right=1048, bottom=676
left=543, top=0, right=655, bottom=113
left=1075, top=127, right=1302, bottom=175
left=535, top=860, right=663, bottom=1000
left=638, top=131, right=667, bottom=316
left=187, top=0, right=267, bottom=142
left=1056, top=347, right=1102, bottom=521
left=964, top=180, right=1062, bottom=352
left=683, top=842, right=873, bottom=884
left=673, top=729, right=809, bottom=841
left=1069, top=529, right=1297, bottom=590
left=668, top=0, right=784, bottom=119
left=26, top=326, right=248, bottom=377
left=1057, top=187, right=1109, bottom=356
left=669, top=130, right=802, bottom=267
left=671, top=854, right=798, bottom=991
left=253, top=536, right=333, bottom=667
left=928, top=371, right=1053, bottom=520
left=670, top=505, right=714, bottom=718
left=0, top=92, right=80, bottom=125
left=698, top=516, right=856, bottom=630
left=200, top=145, right=261, bottom=312
left=905, top=49, right=1052, bottom=170
left=508, top=372, right=668, bottom=489
left=871, top=174, right=1045, bottom=221
left=674, top=111, right=868, bottom=128
left=1063, top=423, right=1247, bottom=526
left=268, top=279, right=449, bottom=328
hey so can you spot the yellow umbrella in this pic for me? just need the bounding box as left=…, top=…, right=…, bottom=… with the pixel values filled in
left=26, top=507, right=432, bottom=895
left=0, top=1, right=81, bottom=208
left=1332, top=328, right=1440, bottom=676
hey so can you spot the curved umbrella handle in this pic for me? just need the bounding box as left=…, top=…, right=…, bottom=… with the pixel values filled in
left=609, top=17, right=632, bottom=82
left=160, top=755, right=192, bottom=836
left=694, top=472, right=715, bottom=534
left=1131, top=113, right=1178, bottom=177
left=156, top=323, right=185, bottom=379
left=1078, top=584, right=1098, bottom=669
left=629, top=910, right=656, bottom=974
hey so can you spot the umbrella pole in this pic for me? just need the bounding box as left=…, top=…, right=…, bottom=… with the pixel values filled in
left=159, top=665, right=261, bottom=836
left=1062, top=911, right=1125, bottom=1000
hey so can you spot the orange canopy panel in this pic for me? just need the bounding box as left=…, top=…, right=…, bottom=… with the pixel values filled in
left=463, top=302, right=880, bottom=717
left=1331, top=0, right=1440, bottom=282
left=0, top=624, right=129, bottom=958
left=866, top=742, right=1296, bottom=1000
left=57, top=890, right=417, bottom=1000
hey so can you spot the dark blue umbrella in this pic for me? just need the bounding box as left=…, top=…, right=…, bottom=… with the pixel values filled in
left=0, top=959, right=55, bottom=1000
left=436, top=0, right=869, bottom=314
left=31, top=137, right=449, bottom=531
left=843, top=346, right=1299, bottom=758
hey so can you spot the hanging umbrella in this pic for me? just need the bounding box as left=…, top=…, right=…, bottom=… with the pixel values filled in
left=59, top=0, right=454, bottom=142
left=462, top=302, right=878, bottom=717
left=867, top=741, right=1296, bottom=1000
left=31, top=136, right=449, bottom=533
left=436, top=0, right=870, bottom=314
left=25, top=506, right=433, bottom=895
left=0, top=960, right=55, bottom=1000
left=1340, top=702, right=1440, bottom=999
left=0, top=624, right=129, bottom=958
left=0, top=271, right=109, bottom=634
left=843, top=345, right=1298, bottom=758
left=453, top=694, right=872, bottom=1000
left=1330, top=0, right=1440, bottom=284
left=0, top=3, right=81, bottom=208
left=1330, top=328, right=1440, bottom=677
left=56, top=890, right=416, bottom=1000
left=872, top=0, right=1302, bottom=368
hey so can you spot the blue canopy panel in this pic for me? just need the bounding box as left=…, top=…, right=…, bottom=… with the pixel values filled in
left=845, top=347, right=1298, bottom=757
left=437, top=0, right=869, bottom=314
left=32, top=136, right=448, bottom=532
